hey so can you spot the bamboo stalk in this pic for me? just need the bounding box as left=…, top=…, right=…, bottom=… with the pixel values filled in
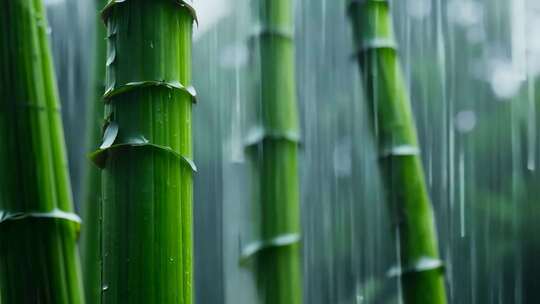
left=244, top=0, right=303, bottom=303
left=0, top=0, right=84, bottom=303
left=80, top=0, right=107, bottom=303
left=91, top=0, right=196, bottom=302
left=348, top=1, right=447, bottom=303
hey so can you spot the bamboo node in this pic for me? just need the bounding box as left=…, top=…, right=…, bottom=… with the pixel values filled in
left=0, top=209, right=82, bottom=230
left=347, top=0, right=390, bottom=15
left=387, top=257, right=445, bottom=277
left=239, top=233, right=301, bottom=262
left=91, top=143, right=197, bottom=172
left=248, top=24, right=294, bottom=42
left=101, top=0, right=198, bottom=25
left=244, top=126, right=301, bottom=147
left=380, top=145, right=420, bottom=158
left=354, top=38, right=398, bottom=55
left=103, top=80, right=197, bottom=103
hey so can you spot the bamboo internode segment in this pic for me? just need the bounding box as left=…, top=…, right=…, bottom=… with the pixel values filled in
left=244, top=0, right=303, bottom=303
left=348, top=1, right=448, bottom=303
left=0, top=0, right=84, bottom=303
left=94, top=0, right=196, bottom=303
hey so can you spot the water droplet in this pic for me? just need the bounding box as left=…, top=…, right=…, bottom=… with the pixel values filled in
left=455, top=110, right=477, bottom=133
left=490, top=61, right=523, bottom=99
left=408, top=0, right=432, bottom=20
left=220, top=43, right=249, bottom=69
left=447, top=0, right=483, bottom=27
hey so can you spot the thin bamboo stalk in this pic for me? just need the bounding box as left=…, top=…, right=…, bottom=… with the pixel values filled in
left=348, top=1, right=447, bottom=303
left=0, top=0, right=84, bottom=303
left=91, top=0, right=196, bottom=303
left=245, top=0, right=303, bottom=303
left=81, top=0, right=107, bottom=303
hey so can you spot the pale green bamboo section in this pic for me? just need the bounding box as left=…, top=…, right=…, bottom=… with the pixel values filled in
left=245, top=0, right=303, bottom=303
left=91, top=0, right=196, bottom=303
left=348, top=1, right=447, bottom=303
left=0, top=0, right=84, bottom=303
left=80, top=0, right=107, bottom=303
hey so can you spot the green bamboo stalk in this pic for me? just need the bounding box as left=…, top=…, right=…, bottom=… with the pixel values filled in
left=90, top=0, right=196, bottom=303
left=244, top=0, right=302, bottom=303
left=0, top=0, right=84, bottom=303
left=80, top=0, right=107, bottom=303
left=348, top=1, right=447, bottom=303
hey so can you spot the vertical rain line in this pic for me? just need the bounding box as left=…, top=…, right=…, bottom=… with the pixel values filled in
left=91, top=1, right=196, bottom=303
left=523, top=0, right=536, bottom=172
left=244, top=0, right=303, bottom=303
left=527, top=72, right=536, bottom=171
left=0, top=0, right=84, bottom=303
left=347, top=1, right=448, bottom=303
left=459, top=149, right=465, bottom=238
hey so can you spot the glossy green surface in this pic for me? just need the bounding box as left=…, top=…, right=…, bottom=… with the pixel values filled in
left=349, top=1, right=448, bottom=303
left=94, top=0, right=195, bottom=303
left=0, top=0, right=84, bottom=303
left=81, top=0, right=107, bottom=303
left=247, top=0, right=303, bottom=303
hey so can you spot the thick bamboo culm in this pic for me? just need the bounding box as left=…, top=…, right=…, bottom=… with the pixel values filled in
left=348, top=1, right=448, bottom=303
left=0, top=0, right=84, bottom=303
left=91, top=0, right=196, bottom=303
left=245, top=0, right=303, bottom=303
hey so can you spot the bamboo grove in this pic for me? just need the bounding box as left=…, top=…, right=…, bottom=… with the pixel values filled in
left=0, top=0, right=83, bottom=302
left=348, top=1, right=448, bottom=303
left=0, top=0, right=456, bottom=303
